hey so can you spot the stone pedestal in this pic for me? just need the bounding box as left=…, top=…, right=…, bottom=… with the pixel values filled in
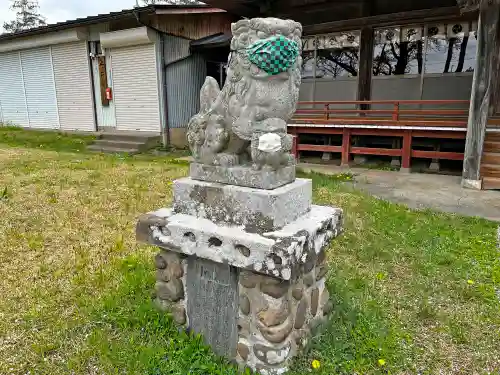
left=137, top=175, right=342, bottom=374
left=136, top=16, right=343, bottom=375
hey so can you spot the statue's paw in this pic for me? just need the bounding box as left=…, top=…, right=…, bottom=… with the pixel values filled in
left=215, top=153, right=239, bottom=167
left=262, top=164, right=275, bottom=172
left=284, top=153, right=296, bottom=166
left=252, top=163, right=262, bottom=171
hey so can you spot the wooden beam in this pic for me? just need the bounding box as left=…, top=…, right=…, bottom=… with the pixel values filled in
left=303, top=6, right=464, bottom=34
left=200, top=0, right=260, bottom=17
left=462, top=0, right=500, bottom=188
left=341, top=128, right=351, bottom=165
left=357, top=27, right=374, bottom=107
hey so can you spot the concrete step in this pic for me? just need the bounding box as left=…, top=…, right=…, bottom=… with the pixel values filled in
left=98, top=130, right=160, bottom=143
left=92, top=130, right=161, bottom=154
left=483, top=177, right=500, bottom=190
left=87, top=144, right=140, bottom=154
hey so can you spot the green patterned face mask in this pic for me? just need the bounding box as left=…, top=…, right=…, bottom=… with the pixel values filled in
left=246, top=35, right=299, bottom=75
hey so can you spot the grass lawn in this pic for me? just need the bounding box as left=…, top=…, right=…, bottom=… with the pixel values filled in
left=0, top=129, right=499, bottom=375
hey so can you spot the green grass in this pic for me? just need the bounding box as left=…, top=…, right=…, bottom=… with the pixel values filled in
left=0, top=125, right=95, bottom=152
left=0, top=130, right=499, bottom=375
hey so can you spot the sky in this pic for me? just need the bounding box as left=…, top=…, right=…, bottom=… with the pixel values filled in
left=0, top=0, right=140, bottom=31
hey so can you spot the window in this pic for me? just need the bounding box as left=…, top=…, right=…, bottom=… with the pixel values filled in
left=373, top=27, right=423, bottom=76
left=301, top=31, right=360, bottom=79
left=425, top=25, right=477, bottom=73
left=372, top=23, right=477, bottom=75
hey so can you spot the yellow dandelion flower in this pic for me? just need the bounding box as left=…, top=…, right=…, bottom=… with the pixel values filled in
left=378, top=359, right=386, bottom=366
left=467, top=279, right=475, bottom=285
left=311, top=359, right=321, bottom=369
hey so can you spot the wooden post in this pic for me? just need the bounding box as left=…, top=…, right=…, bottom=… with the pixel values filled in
left=392, top=102, right=400, bottom=121
left=357, top=26, right=374, bottom=112
left=341, top=128, right=351, bottom=166
left=401, top=130, right=412, bottom=172
left=462, top=0, right=500, bottom=189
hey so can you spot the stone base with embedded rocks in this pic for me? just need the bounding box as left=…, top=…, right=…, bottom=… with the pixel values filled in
left=137, top=187, right=342, bottom=374
left=135, top=16, right=344, bottom=375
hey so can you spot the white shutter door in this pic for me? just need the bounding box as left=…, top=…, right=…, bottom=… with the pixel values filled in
left=111, top=44, right=160, bottom=132
left=0, top=52, right=29, bottom=127
left=52, top=42, right=95, bottom=131
left=20, top=47, right=59, bottom=129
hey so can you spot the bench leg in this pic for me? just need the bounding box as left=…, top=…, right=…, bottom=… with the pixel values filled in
left=429, top=143, right=440, bottom=172
left=341, top=128, right=351, bottom=167
left=401, top=130, right=412, bottom=173
left=391, top=138, right=401, bottom=168
left=322, top=136, right=332, bottom=161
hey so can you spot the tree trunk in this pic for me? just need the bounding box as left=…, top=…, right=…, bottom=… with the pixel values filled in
left=394, top=42, right=408, bottom=75
left=456, top=36, right=469, bottom=73
left=443, top=38, right=456, bottom=73
left=417, top=40, right=423, bottom=74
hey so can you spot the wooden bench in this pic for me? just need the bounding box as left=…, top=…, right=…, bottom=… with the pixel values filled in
left=289, top=100, right=470, bottom=169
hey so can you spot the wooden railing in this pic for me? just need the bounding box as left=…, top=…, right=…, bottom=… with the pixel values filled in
left=292, top=100, right=470, bottom=128
left=289, top=100, right=471, bottom=169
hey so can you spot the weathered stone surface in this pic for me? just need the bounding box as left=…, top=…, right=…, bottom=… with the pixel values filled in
left=292, top=287, right=303, bottom=300
left=237, top=342, right=250, bottom=361
left=155, top=253, right=167, bottom=269
left=186, top=17, right=302, bottom=179
left=303, top=251, right=316, bottom=273
left=140, top=16, right=343, bottom=375
left=316, top=250, right=326, bottom=266
left=316, top=266, right=328, bottom=280
left=323, top=301, right=333, bottom=315
left=142, top=204, right=342, bottom=282
left=168, top=262, right=184, bottom=279
left=253, top=342, right=292, bottom=365
left=320, top=288, right=332, bottom=315
left=294, top=298, right=308, bottom=329
left=186, top=258, right=239, bottom=358
left=310, top=288, right=319, bottom=317
left=172, top=305, right=186, bottom=325
left=156, top=269, right=171, bottom=282
left=156, top=279, right=184, bottom=302
left=136, top=213, right=167, bottom=242
left=190, top=163, right=296, bottom=190
left=303, top=272, right=315, bottom=287
left=240, top=270, right=261, bottom=289
left=173, top=177, right=311, bottom=231
left=257, top=300, right=290, bottom=327
left=258, top=317, right=293, bottom=343
left=240, top=294, right=251, bottom=315
left=260, top=277, right=289, bottom=298
left=238, top=317, right=251, bottom=336
left=156, top=262, right=184, bottom=282
left=236, top=244, right=251, bottom=257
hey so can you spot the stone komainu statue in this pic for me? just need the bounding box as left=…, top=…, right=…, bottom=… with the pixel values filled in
left=187, top=18, right=302, bottom=170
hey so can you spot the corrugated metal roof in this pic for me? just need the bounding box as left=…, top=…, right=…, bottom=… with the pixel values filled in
left=0, top=4, right=225, bottom=43
left=190, top=32, right=231, bottom=50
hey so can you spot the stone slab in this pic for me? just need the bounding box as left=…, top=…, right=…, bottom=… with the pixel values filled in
left=186, top=257, right=239, bottom=358
left=173, top=178, right=312, bottom=233
left=136, top=205, right=343, bottom=282
left=190, top=163, right=296, bottom=190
